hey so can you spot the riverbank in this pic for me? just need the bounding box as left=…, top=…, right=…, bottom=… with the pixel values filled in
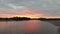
left=41, top=20, right=60, bottom=26
left=40, top=19, right=60, bottom=34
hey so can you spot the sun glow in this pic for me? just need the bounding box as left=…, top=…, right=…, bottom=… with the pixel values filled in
left=1, top=7, right=60, bottom=18
left=0, top=7, right=44, bottom=18
left=14, top=15, right=41, bottom=18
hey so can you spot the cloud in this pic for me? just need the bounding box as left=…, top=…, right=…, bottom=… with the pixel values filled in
left=0, top=0, right=60, bottom=18
left=7, top=4, right=25, bottom=9
left=0, top=7, right=44, bottom=18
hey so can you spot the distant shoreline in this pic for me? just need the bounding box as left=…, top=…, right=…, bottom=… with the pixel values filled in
left=0, top=17, right=60, bottom=21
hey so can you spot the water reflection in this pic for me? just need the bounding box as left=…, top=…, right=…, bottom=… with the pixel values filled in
left=0, top=20, right=57, bottom=34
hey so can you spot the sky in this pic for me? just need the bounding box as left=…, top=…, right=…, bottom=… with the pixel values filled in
left=0, top=0, right=60, bottom=18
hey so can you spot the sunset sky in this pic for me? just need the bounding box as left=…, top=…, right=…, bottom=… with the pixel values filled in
left=0, top=0, right=60, bottom=18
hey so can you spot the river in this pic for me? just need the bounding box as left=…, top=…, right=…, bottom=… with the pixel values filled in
left=0, top=20, right=58, bottom=34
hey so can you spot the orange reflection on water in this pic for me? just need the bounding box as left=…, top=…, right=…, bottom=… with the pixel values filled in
left=22, top=20, right=41, bottom=32
left=0, top=20, right=41, bottom=33
left=0, top=22, right=8, bottom=28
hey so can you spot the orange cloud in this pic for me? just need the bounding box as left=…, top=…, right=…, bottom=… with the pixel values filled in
left=1, top=7, right=60, bottom=18
left=0, top=7, right=44, bottom=18
left=17, top=7, right=44, bottom=18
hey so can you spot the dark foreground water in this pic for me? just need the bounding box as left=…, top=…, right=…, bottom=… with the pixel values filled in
left=0, top=20, right=58, bottom=34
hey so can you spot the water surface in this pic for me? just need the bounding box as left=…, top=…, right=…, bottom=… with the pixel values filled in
left=0, top=20, right=57, bottom=34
